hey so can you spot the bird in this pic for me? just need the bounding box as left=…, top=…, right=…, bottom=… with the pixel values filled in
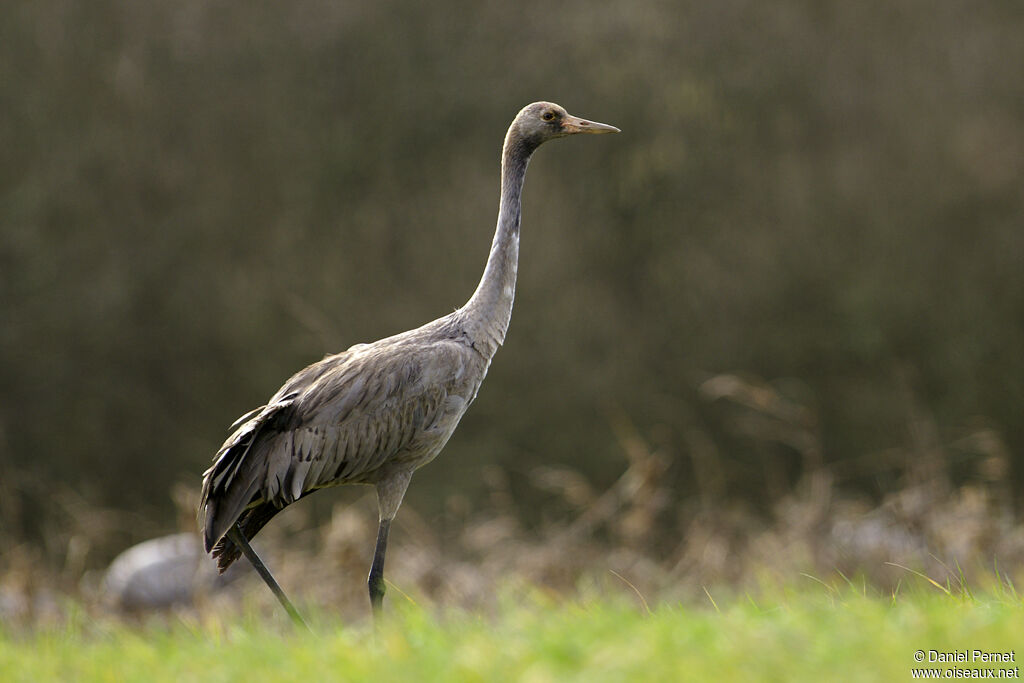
left=102, top=532, right=243, bottom=612
left=199, top=101, right=618, bottom=625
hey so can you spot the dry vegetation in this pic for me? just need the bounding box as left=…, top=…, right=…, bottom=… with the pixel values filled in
left=2, top=374, right=1021, bottom=624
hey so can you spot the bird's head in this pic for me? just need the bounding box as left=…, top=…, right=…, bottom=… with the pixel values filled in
left=507, top=101, right=619, bottom=151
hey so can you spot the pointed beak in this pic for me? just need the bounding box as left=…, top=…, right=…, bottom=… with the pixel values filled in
left=561, top=114, right=621, bottom=135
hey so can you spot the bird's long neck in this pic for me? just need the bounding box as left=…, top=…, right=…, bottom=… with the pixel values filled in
left=462, top=132, right=535, bottom=357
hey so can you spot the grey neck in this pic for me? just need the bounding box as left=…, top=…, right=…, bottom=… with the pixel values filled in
left=461, top=134, right=536, bottom=357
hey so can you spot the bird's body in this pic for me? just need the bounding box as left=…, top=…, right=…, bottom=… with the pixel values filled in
left=202, top=312, right=490, bottom=569
left=199, top=102, right=618, bottom=619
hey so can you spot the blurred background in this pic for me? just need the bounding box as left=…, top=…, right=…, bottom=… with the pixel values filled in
left=2, top=0, right=1022, bottom=617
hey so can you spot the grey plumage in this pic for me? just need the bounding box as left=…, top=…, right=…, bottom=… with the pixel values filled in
left=202, top=321, right=480, bottom=566
left=199, top=101, right=618, bottom=617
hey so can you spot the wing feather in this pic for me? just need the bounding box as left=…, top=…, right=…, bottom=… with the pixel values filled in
left=200, top=334, right=478, bottom=552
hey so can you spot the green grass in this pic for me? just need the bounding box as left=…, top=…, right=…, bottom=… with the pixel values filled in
left=1, top=582, right=1021, bottom=682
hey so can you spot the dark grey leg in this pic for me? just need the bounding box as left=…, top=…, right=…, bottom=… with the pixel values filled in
left=367, top=518, right=391, bottom=614
left=227, top=524, right=309, bottom=631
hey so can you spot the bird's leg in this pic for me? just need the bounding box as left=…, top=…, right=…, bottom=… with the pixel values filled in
left=369, top=471, right=411, bottom=617
left=367, top=517, right=391, bottom=615
left=226, top=524, right=309, bottom=631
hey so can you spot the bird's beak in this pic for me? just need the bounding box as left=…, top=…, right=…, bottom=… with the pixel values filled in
left=561, top=114, right=621, bottom=135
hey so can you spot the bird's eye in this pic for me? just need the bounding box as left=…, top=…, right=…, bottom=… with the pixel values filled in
left=542, top=111, right=556, bottom=122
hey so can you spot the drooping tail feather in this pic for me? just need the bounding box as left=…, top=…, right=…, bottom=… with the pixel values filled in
left=200, top=398, right=296, bottom=554
left=202, top=472, right=260, bottom=553
left=210, top=503, right=283, bottom=573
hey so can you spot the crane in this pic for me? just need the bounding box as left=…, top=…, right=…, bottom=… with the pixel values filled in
left=199, top=102, right=618, bottom=626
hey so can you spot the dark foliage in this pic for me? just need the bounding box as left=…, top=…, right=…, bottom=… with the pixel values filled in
left=1, top=0, right=1022, bottom=566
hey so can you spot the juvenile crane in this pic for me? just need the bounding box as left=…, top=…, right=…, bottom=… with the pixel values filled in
left=199, top=102, right=618, bottom=624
